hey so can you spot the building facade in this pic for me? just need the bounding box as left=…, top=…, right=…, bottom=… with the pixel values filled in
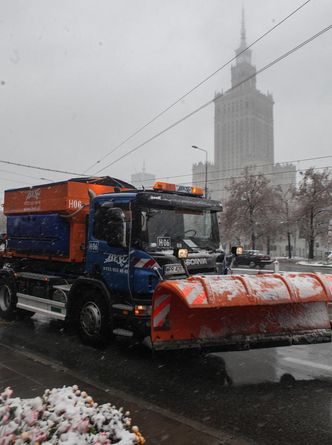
left=131, top=164, right=156, bottom=190
left=193, top=12, right=296, bottom=202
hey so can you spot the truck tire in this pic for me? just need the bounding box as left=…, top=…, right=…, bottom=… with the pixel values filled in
left=249, top=261, right=256, bottom=268
left=78, top=291, right=111, bottom=346
left=0, top=275, right=17, bottom=320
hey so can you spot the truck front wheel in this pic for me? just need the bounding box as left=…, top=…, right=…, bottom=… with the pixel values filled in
left=0, top=276, right=17, bottom=320
left=78, top=292, right=110, bottom=346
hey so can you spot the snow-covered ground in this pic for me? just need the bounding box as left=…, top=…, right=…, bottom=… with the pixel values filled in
left=296, top=260, right=332, bottom=268
left=276, top=256, right=307, bottom=261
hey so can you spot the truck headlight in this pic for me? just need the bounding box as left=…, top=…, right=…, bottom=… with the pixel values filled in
left=134, top=305, right=152, bottom=316
left=174, top=248, right=188, bottom=259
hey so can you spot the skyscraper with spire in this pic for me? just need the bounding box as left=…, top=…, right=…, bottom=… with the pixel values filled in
left=192, top=11, right=295, bottom=201
left=214, top=10, right=274, bottom=198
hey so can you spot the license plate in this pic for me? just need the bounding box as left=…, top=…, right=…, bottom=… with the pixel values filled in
left=163, top=263, right=185, bottom=276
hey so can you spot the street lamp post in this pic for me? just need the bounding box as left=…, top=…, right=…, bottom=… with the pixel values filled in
left=192, top=145, right=208, bottom=198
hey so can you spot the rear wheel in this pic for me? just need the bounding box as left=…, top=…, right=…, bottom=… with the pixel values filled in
left=0, top=276, right=17, bottom=320
left=249, top=261, right=256, bottom=269
left=78, top=291, right=111, bottom=346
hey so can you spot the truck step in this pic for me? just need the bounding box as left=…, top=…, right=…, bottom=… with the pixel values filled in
left=16, top=292, right=66, bottom=320
left=112, top=304, right=133, bottom=311
left=112, top=328, right=133, bottom=337
left=15, top=272, right=64, bottom=281
left=53, top=284, right=72, bottom=292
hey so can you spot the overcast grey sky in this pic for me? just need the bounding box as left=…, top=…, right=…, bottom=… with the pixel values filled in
left=0, top=0, right=331, bottom=202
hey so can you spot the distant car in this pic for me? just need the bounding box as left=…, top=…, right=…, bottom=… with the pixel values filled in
left=233, top=249, right=273, bottom=269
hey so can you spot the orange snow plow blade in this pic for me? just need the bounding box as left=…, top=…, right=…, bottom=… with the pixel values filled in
left=150, top=273, right=332, bottom=351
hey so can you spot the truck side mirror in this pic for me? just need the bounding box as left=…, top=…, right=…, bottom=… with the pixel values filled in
left=104, top=208, right=126, bottom=247
left=231, top=246, right=243, bottom=256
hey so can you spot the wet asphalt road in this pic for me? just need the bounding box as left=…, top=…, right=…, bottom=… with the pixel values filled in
left=1, top=262, right=332, bottom=444
left=1, top=314, right=332, bottom=445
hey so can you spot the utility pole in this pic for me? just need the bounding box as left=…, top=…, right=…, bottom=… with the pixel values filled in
left=192, top=145, right=208, bottom=198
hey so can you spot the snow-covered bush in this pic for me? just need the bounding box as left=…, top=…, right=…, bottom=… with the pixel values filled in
left=0, top=386, right=145, bottom=445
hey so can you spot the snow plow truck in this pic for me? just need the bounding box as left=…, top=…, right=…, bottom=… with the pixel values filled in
left=0, top=176, right=331, bottom=351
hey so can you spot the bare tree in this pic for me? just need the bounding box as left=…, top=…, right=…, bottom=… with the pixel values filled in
left=222, top=169, right=278, bottom=251
left=295, top=168, right=332, bottom=259
left=274, top=186, right=297, bottom=259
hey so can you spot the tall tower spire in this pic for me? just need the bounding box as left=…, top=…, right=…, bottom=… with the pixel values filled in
left=241, top=6, right=246, bottom=47
left=235, top=7, right=250, bottom=62
left=212, top=10, right=276, bottom=204
left=231, top=8, right=256, bottom=89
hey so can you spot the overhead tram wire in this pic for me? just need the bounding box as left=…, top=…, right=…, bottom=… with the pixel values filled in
left=0, top=152, right=329, bottom=189
left=131, top=164, right=332, bottom=190
left=180, top=165, right=332, bottom=194
left=177, top=165, right=332, bottom=188
left=84, top=0, right=312, bottom=174
left=0, top=159, right=87, bottom=177
left=0, top=168, right=53, bottom=182
left=95, top=23, right=332, bottom=174
left=208, top=166, right=332, bottom=194
left=137, top=154, right=332, bottom=184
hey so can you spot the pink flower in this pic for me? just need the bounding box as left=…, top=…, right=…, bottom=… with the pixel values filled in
left=94, top=432, right=110, bottom=444
left=35, top=431, right=48, bottom=442
left=76, top=419, right=90, bottom=434
left=0, top=433, right=15, bottom=445
left=1, top=388, right=13, bottom=400
left=25, top=409, right=39, bottom=427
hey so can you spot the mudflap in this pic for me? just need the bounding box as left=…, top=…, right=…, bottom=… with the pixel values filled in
left=150, top=273, right=332, bottom=352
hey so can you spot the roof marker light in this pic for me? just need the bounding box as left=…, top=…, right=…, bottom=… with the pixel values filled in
left=152, top=182, right=204, bottom=196
left=191, top=186, right=204, bottom=196
left=153, top=182, right=176, bottom=192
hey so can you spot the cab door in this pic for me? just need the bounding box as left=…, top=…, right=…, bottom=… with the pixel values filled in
left=86, top=200, right=133, bottom=296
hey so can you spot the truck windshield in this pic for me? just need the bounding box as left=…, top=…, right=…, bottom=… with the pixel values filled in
left=140, top=207, right=220, bottom=251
